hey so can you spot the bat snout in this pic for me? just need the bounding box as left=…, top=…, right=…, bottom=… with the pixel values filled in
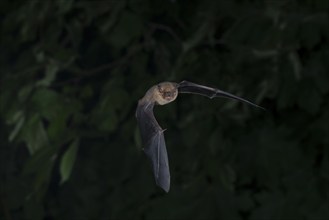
left=162, top=90, right=178, bottom=101
left=164, top=92, right=172, bottom=98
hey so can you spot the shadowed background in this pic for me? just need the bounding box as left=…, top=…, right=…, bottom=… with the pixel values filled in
left=1, top=0, right=328, bottom=219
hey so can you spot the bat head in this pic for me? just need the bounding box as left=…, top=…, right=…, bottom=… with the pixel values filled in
left=156, top=82, right=178, bottom=105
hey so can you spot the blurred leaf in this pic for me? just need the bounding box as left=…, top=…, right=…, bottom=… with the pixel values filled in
left=32, top=88, right=59, bottom=120
left=9, top=113, right=25, bottom=142
left=30, top=88, right=81, bottom=141
left=92, top=85, right=130, bottom=132
left=21, top=144, right=57, bottom=197
left=21, top=114, right=49, bottom=154
left=18, top=84, right=34, bottom=102
left=109, top=11, right=143, bottom=49
left=60, top=138, right=79, bottom=184
left=23, top=145, right=57, bottom=175
left=288, top=52, right=302, bottom=80
left=6, top=110, right=23, bottom=124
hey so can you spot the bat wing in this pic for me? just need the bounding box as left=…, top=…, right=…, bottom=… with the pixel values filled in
left=178, top=80, right=264, bottom=109
left=136, top=101, right=170, bottom=192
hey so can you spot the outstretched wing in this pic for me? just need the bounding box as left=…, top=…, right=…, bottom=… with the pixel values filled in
left=178, top=80, right=264, bottom=109
left=136, top=101, right=170, bottom=192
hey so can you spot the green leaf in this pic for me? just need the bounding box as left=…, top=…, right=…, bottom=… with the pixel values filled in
left=60, top=138, right=79, bottom=184
left=32, top=88, right=59, bottom=120
left=23, top=145, right=58, bottom=175
left=9, top=114, right=25, bottom=142
left=21, top=114, right=49, bottom=154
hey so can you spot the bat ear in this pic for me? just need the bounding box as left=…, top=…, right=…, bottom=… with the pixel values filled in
left=176, top=81, right=183, bottom=88
left=178, top=80, right=188, bottom=87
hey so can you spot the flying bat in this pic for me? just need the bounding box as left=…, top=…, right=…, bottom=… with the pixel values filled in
left=136, top=80, right=264, bottom=192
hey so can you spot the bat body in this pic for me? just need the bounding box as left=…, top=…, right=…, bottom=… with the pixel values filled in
left=136, top=81, right=263, bottom=192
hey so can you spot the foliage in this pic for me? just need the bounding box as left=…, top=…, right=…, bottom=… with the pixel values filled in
left=1, top=0, right=328, bottom=219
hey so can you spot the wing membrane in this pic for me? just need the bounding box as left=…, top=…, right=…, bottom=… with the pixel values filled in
left=178, top=80, right=264, bottom=109
left=136, top=102, right=170, bottom=192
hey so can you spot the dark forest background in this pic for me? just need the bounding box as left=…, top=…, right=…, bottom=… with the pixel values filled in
left=1, top=0, right=329, bottom=219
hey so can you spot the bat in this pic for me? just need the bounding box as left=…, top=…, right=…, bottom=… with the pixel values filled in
left=136, top=80, right=264, bottom=192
